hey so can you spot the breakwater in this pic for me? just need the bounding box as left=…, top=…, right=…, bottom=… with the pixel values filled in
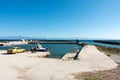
left=28, top=40, right=74, bottom=44
left=77, top=42, right=87, bottom=46
left=94, top=40, right=120, bottom=45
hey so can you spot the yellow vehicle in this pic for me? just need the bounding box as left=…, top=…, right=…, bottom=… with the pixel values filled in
left=7, top=47, right=25, bottom=54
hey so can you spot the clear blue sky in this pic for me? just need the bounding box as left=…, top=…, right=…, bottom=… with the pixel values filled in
left=0, top=0, right=120, bottom=39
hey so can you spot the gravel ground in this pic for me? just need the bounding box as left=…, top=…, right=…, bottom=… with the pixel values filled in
left=73, top=54, right=120, bottom=80
left=73, top=64, right=120, bottom=80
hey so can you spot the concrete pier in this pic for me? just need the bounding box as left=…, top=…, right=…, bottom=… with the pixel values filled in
left=61, top=53, right=77, bottom=61
left=0, top=39, right=28, bottom=46
left=28, top=51, right=50, bottom=58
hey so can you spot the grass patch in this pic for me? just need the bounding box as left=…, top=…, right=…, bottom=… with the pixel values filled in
left=95, top=45, right=120, bottom=56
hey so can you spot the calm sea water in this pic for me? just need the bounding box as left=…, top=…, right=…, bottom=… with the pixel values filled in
left=79, top=40, right=120, bottom=48
left=41, top=44, right=82, bottom=58
left=0, top=44, right=82, bottom=58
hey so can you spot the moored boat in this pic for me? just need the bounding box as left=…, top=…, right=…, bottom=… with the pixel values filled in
left=30, top=43, right=49, bottom=52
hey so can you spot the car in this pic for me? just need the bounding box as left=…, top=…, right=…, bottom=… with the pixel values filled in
left=7, top=47, right=25, bottom=54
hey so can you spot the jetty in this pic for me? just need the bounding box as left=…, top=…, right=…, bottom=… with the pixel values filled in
left=28, top=40, right=74, bottom=44
left=0, top=39, right=28, bottom=46
left=94, top=40, right=120, bottom=45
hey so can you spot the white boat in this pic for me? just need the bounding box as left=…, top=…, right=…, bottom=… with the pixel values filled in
left=30, top=43, right=49, bottom=52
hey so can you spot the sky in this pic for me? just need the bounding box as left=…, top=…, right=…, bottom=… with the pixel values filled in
left=0, top=0, right=120, bottom=39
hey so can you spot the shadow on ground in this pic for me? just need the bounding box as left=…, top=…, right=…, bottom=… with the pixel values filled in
left=1, top=53, right=16, bottom=55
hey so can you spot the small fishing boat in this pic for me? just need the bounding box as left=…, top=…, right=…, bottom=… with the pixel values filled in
left=30, top=43, right=49, bottom=52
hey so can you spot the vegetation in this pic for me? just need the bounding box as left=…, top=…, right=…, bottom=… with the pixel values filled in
left=95, top=45, right=120, bottom=56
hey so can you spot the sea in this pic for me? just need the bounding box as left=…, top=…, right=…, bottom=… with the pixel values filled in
left=79, top=40, right=120, bottom=48
left=0, top=40, right=120, bottom=58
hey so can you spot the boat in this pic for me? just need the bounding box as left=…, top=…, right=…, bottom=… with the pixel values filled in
left=30, top=43, right=49, bottom=52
